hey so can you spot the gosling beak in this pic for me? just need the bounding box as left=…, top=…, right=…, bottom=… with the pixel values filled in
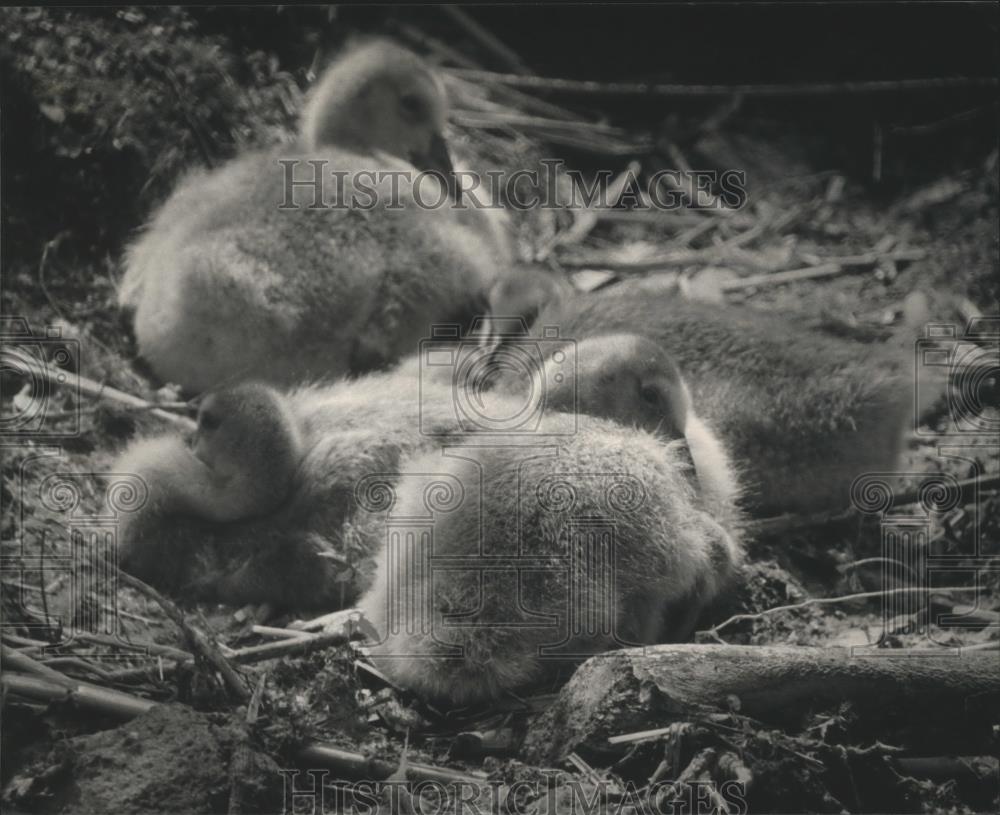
left=414, top=132, right=459, bottom=203
left=190, top=433, right=212, bottom=468
left=674, top=440, right=701, bottom=489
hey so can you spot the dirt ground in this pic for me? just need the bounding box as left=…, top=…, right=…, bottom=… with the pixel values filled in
left=1, top=7, right=998, bottom=814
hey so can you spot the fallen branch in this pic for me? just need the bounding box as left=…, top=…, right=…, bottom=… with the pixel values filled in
left=747, top=473, right=1000, bottom=537
left=440, top=66, right=582, bottom=123
left=450, top=112, right=649, bottom=156
left=68, top=631, right=194, bottom=662
left=36, top=657, right=115, bottom=681
left=447, top=69, right=1000, bottom=98
left=720, top=263, right=844, bottom=292
left=391, top=21, right=481, bottom=71
left=438, top=6, right=530, bottom=74
left=450, top=110, right=628, bottom=137
left=608, top=724, right=690, bottom=746
left=246, top=673, right=267, bottom=725
left=117, top=570, right=248, bottom=702
left=1, top=671, right=156, bottom=719
left=2, top=643, right=75, bottom=685
left=522, top=643, right=1000, bottom=763
left=701, top=585, right=989, bottom=640
left=288, top=607, right=363, bottom=633
left=249, top=625, right=310, bottom=640
left=1, top=633, right=50, bottom=649
left=524, top=127, right=650, bottom=156
left=1, top=672, right=487, bottom=787
left=0, top=346, right=195, bottom=430
left=104, top=626, right=354, bottom=684
left=229, top=629, right=351, bottom=664
left=298, top=742, right=487, bottom=786
left=104, top=660, right=185, bottom=684
left=567, top=752, right=602, bottom=785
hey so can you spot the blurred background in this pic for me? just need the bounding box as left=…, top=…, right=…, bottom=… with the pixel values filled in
left=2, top=4, right=997, bottom=294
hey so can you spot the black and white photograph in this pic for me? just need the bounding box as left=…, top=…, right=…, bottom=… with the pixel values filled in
left=1, top=4, right=998, bottom=813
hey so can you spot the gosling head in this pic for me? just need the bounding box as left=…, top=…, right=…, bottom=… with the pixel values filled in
left=190, top=383, right=303, bottom=521
left=544, top=334, right=691, bottom=440
left=480, top=265, right=572, bottom=350
left=301, top=40, right=454, bottom=184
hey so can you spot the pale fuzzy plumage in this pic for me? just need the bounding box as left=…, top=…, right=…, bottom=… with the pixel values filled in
left=685, top=412, right=744, bottom=528
left=115, top=364, right=463, bottom=608
left=114, top=358, right=555, bottom=607
left=536, top=280, right=929, bottom=515
left=120, top=40, right=510, bottom=393
left=299, top=40, right=448, bottom=156
left=115, top=334, right=742, bottom=621
left=360, top=413, right=744, bottom=705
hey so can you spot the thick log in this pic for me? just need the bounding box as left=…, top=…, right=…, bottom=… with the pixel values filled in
left=522, top=644, right=1000, bottom=763
left=1, top=672, right=157, bottom=719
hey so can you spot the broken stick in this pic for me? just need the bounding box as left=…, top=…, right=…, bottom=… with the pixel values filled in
left=1, top=346, right=195, bottom=430
left=522, top=643, right=1000, bottom=763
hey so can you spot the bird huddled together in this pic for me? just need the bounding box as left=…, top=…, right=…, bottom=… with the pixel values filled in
left=113, top=39, right=931, bottom=705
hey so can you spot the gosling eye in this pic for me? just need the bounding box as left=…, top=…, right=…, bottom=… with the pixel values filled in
left=399, top=93, right=427, bottom=121
left=639, top=383, right=662, bottom=407
left=198, top=410, right=222, bottom=432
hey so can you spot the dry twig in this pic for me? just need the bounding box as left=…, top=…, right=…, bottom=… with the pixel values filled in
left=298, top=742, right=487, bottom=786
left=438, top=6, right=529, bottom=74
left=701, top=585, right=990, bottom=640
left=1, top=346, right=195, bottom=430
left=748, top=473, right=999, bottom=537
left=447, top=69, right=1000, bottom=98
left=1, top=671, right=156, bottom=718
left=116, top=570, right=249, bottom=702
